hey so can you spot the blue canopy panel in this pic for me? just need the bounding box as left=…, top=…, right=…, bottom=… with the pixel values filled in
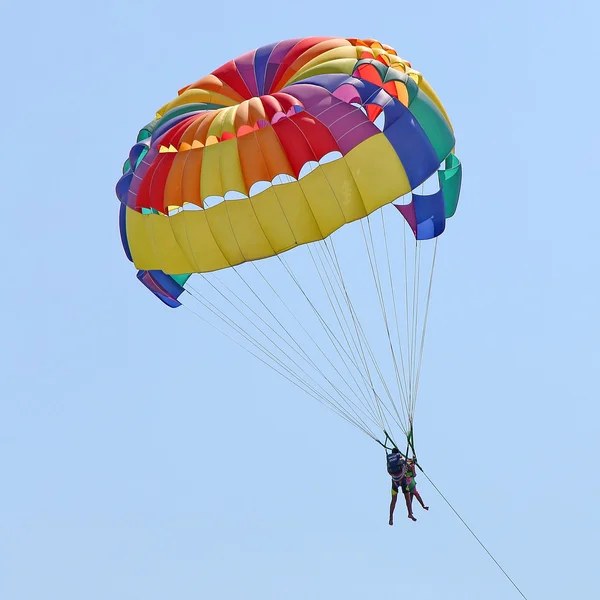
left=137, top=270, right=187, bottom=308
left=119, top=203, right=133, bottom=262
left=395, top=188, right=446, bottom=240
left=394, top=154, right=462, bottom=239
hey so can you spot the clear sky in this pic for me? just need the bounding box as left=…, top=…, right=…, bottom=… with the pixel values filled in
left=2, top=1, right=598, bottom=598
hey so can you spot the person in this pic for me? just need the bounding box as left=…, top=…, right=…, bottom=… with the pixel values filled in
left=402, top=458, right=429, bottom=515
left=387, top=451, right=428, bottom=525
left=387, top=447, right=411, bottom=525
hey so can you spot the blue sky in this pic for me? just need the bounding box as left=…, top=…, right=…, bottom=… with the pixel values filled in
left=2, top=1, right=598, bottom=598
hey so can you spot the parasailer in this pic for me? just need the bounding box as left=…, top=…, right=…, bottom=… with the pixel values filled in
left=387, top=447, right=408, bottom=524
left=389, top=455, right=429, bottom=525
left=116, top=37, right=462, bottom=518
left=404, top=458, right=429, bottom=513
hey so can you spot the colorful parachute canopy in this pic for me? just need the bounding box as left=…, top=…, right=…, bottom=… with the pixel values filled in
left=117, top=37, right=461, bottom=283
left=116, top=37, right=462, bottom=445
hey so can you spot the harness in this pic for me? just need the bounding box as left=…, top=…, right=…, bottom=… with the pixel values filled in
left=386, top=452, right=406, bottom=477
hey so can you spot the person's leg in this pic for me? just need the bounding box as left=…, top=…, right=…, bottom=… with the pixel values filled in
left=413, top=488, right=429, bottom=510
left=402, top=481, right=416, bottom=521
left=389, top=484, right=399, bottom=525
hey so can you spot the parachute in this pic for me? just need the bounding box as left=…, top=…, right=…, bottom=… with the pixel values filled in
left=116, top=36, right=462, bottom=451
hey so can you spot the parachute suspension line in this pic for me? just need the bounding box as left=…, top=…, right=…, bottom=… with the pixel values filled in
left=315, top=239, right=397, bottom=435
left=359, top=215, right=410, bottom=433
left=380, top=207, right=411, bottom=415
left=183, top=289, right=319, bottom=405
left=181, top=292, right=320, bottom=403
left=198, top=271, right=335, bottom=395
left=363, top=213, right=413, bottom=428
left=311, top=238, right=394, bottom=427
left=409, top=239, right=421, bottom=418
left=315, top=239, right=379, bottom=401
left=278, top=239, right=400, bottom=436
left=275, top=252, right=389, bottom=432
left=247, top=259, right=376, bottom=422
left=186, top=290, right=374, bottom=437
left=402, top=218, right=414, bottom=417
left=310, top=241, right=377, bottom=402
left=322, top=236, right=405, bottom=436
left=186, top=278, right=380, bottom=437
left=413, top=238, right=438, bottom=417
left=312, top=241, right=396, bottom=428
left=306, top=243, right=388, bottom=427
left=230, top=263, right=377, bottom=425
left=323, top=234, right=408, bottom=436
left=181, top=293, right=377, bottom=441
left=308, top=242, right=377, bottom=401
left=185, top=283, right=333, bottom=409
